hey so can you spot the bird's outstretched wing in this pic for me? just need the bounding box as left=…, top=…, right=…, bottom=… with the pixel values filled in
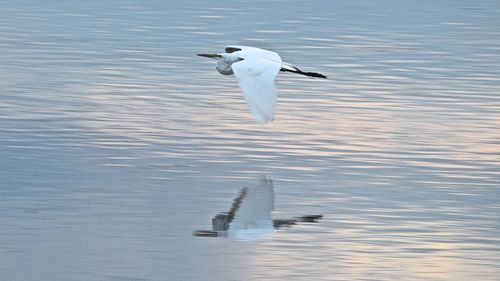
left=231, top=57, right=281, bottom=123
left=226, top=45, right=281, bottom=64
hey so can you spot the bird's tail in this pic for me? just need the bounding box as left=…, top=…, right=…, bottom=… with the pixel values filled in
left=280, top=63, right=327, bottom=79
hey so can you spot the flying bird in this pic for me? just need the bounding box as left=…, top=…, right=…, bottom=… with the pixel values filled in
left=198, top=46, right=326, bottom=123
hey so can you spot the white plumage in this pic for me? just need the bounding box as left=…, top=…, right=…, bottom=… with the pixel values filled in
left=232, top=56, right=280, bottom=123
left=198, top=45, right=326, bottom=123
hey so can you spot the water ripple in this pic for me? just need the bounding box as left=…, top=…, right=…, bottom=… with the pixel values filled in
left=1, top=1, right=499, bottom=281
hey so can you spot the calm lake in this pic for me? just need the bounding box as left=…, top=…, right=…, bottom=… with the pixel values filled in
left=1, top=1, right=499, bottom=280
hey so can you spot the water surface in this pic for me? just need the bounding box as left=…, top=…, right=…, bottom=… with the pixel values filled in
left=1, top=1, right=499, bottom=280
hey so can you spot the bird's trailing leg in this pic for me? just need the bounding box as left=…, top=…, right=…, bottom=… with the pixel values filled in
left=280, top=66, right=327, bottom=79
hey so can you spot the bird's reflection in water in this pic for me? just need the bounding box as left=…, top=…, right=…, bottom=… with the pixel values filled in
left=193, top=176, right=322, bottom=239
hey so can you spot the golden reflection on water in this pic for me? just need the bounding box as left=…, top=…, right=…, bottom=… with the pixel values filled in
left=246, top=218, right=499, bottom=280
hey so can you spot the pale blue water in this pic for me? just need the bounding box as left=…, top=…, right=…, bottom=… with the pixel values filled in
left=1, top=1, right=499, bottom=280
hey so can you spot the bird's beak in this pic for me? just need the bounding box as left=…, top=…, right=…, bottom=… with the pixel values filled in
left=197, top=53, right=222, bottom=59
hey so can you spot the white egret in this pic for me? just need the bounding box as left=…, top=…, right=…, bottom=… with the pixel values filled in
left=198, top=46, right=327, bottom=123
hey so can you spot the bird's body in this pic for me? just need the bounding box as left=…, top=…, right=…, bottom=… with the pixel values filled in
left=198, top=46, right=326, bottom=123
